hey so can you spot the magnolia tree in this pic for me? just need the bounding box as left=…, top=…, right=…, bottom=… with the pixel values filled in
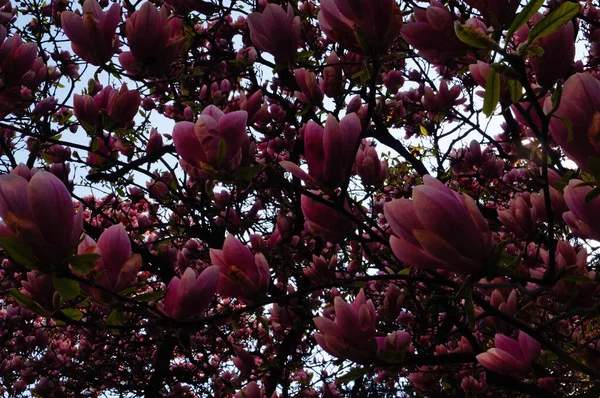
left=2, top=0, right=600, bottom=396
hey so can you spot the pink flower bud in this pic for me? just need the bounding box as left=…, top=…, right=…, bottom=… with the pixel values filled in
left=294, top=68, right=324, bottom=105
left=528, top=14, right=575, bottom=88
left=563, top=179, right=600, bottom=240
left=75, top=224, right=142, bottom=301
left=119, top=2, right=185, bottom=76
left=0, top=170, right=83, bottom=264
left=146, top=128, right=163, bottom=155
left=247, top=3, right=300, bottom=67
left=354, top=139, right=388, bottom=186
left=544, top=73, right=600, bottom=170
left=318, top=0, right=402, bottom=54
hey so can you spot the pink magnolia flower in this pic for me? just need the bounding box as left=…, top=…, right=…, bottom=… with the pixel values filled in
left=210, top=235, right=270, bottom=302
left=490, top=289, right=517, bottom=317
left=301, top=193, right=355, bottom=242
left=383, top=175, right=492, bottom=274
left=401, top=2, right=480, bottom=62
left=562, top=179, right=600, bottom=240
left=146, top=128, right=164, bottom=155
left=173, top=106, right=251, bottom=178
left=61, top=0, right=121, bottom=65
left=76, top=224, right=142, bottom=301
left=94, top=84, right=142, bottom=128
left=119, top=2, right=186, bottom=76
left=354, top=139, right=388, bottom=186
left=247, top=3, right=300, bottom=67
left=464, top=0, right=520, bottom=28
left=74, top=84, right=141, bottom=129
left=421, top=80, right=466, bottom=112
left=0, top=27, right=47, bottom=119
left=313, top=289, right=381, bottom=363
left=318, top=0, right=402, bottom=54
left=21, top=270, right=55, bottom=306
left=234, top=381, right=266, bottom=398
left=281, top=113, right=361, bottom=189
left=162, top=0, right=216, bottom=15
left=544, top=73, right=600, bottom=170
left=497, top=192, right=537, bottom=237
left=528, top=15, right=575, bottom=88
left=476, top=332, right=541, bottom=376
left=163, top=266, right=219, bottom=319
left=0, top=170, right=83, bottom=264
left=322, top=51, right=344, bottom=98
left=294, top=68, right=324, bottom=105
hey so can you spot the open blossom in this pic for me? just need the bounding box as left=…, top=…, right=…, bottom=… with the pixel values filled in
left=544, top=73, right=600, bottom=170
left=173, top=106, right=251, bottom=178
left=318, top=0, right=402, bottom=54
left=247, top=3, right=300, bottom=67
left=281, top=113, right=361, bottom=189
left=497, top=192, right=537, bottom=237
left=383, top=175, right=492, bottom=274
left=0, top=169, right=83, bottom=264
left=476, top=332, right=541, bottom=376
left=313, top=289, right=381, bottom=364
left=562, top=179, right=600, bottom=240
left=61, top=0, right=120, bottom=65
left=210, top=235, right=270, bottom=302
left=76, top=224, right=142, bottom=301
left=119, top=2, right=186, bottom=76
left=163, top=266, right=220, bottom=319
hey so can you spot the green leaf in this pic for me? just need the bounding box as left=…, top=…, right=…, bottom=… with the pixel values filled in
left=337, top=367, right=370, bottom=383
left=507, top=0, right=544, bottom=39
left=489, top=63, right=520, bottom=79
left=588, top=157, right=600, bottom=178
left=562, top=274, right=594, bottom=283
left=9, top=288, right=34, bottom=307
left=506, top=78, right=523, bottom=103
left=69, top=253, right=100, bottom=275
left=454, top=22, right=497, bottom=49
left=135, top=290, right=165, bottom=302
left=398, top=268, right=411, bottom=275
left=525, top=45, right=545, bottom=56
left=61, top=308, right=83, bottom=321
left=561, top=275, right=594, bottom=283
left=106, top=309, right=124, bottom=326
left=53, top=276, right=80, bottom=300
left=233, top=166, right=260, bottom=181
left=483, top=69, right=500, bottom=117
left=547, top=81, right=563, bottom=115
left=527, top=2, right=579, bottom=44
left=9, top=288, right=52, bottom=315
left=0, top=237, right=38, bottom=269
left=585, top=187, right=600, bottom=204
